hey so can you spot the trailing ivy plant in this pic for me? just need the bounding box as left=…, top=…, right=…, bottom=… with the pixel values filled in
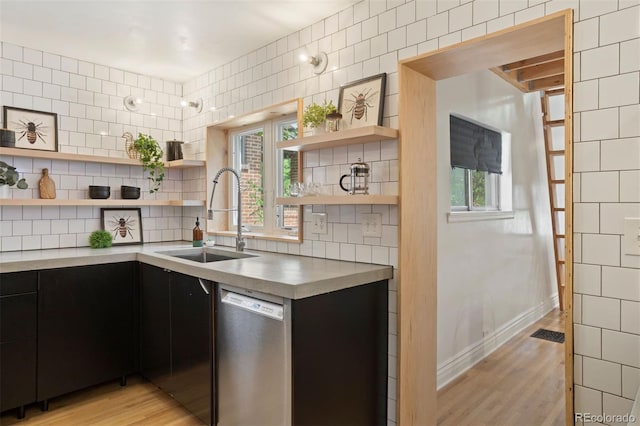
left=133, top=133, right=165, bottom=193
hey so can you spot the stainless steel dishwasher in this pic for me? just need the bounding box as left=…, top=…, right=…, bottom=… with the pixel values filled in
left=216, top=284, right=292, bottom=426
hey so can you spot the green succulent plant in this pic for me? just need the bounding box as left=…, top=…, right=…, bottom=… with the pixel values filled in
left=133, top=133, right=165, bottom=193
left=89, top=230, right=113, bottom=249
left=302, top=100, right=337, bottom=129
left=0, top=161, right=28, bottom=189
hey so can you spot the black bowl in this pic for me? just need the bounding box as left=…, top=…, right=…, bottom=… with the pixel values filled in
left=121, top=185, right=141, bottom=200
left=89, top=185, right=110, bottom=199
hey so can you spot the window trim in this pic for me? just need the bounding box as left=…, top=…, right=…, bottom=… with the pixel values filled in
left=205, top=98, right=303, bottom=243
left=226, top=114, right=301, bottom=239
left=448, top=126, right=513, bottom=220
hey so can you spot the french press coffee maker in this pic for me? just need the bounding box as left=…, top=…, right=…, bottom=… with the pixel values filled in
left=339, top=158, right=370, bottom=195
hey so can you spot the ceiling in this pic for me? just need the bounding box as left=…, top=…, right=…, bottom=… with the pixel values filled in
left=0, top=0, right=358, bottom=82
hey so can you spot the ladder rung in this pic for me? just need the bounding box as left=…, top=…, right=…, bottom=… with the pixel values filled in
left=555, top=234, right=565, bottom=239
left=545, top=119, right=565, bottom=127
left=553, top=207, right=565, bottom=212
left=548, top=150, right=565, bottom=156
left=558, top=260, right=565, bottom=264
left=551, top=179, right=565, bottom=184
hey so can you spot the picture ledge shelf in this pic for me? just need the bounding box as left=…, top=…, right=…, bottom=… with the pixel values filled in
left=0, top=147, right=205, bottom=169
left=0, top=199, right=205, bottom=207
left=276, top=195, right=398, bottom=205
left=276, top=125, right=398, bottom=152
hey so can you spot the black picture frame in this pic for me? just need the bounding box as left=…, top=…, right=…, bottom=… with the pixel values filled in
left=101, top=208, right=144, bottom=246
left=3, top=106, right=58, bottom=152
left=337, top=73, right=387, bottom=130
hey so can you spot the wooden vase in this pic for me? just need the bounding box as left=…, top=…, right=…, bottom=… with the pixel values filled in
left=39, top=168, right=56, bottom=199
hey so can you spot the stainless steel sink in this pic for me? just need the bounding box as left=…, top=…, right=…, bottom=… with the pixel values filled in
left=158, top=248, right=256, bottom=263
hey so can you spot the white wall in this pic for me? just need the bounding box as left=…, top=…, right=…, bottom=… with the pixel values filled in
left=436, top=70, right=557, bottom=387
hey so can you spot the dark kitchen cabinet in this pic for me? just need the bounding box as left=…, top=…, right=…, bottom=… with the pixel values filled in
left=0, top=271, right=38, bottom=418
left=139, top=264, right=212, bottom=425
left=37, top=262, right=137, bottom=404
left=291, top=281, right=388, bottom=426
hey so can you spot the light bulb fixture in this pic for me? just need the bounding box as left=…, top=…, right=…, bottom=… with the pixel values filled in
left=123, top=95, right=143, bottom=112
left=180, top=98, right=203, bottom=113
left=300, top=51, right=328, bottom=75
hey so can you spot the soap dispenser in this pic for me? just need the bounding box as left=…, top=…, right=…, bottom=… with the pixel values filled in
left=193, top=217, right=203, bottom=247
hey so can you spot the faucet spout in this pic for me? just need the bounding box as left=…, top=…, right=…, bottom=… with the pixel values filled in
left=208, top=167, right=245, bottom=252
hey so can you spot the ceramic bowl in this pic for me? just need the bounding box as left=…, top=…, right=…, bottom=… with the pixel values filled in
left=121, top=185, right=141, bottom=200
left=89, top=185, right=110, bottom=199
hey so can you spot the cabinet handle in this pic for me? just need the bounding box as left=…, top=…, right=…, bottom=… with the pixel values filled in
left=198, top=278, right=210, bottom=295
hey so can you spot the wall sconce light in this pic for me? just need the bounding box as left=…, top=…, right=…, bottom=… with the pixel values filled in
left=180, top=98, right=203, bottom=113
left=123, top=95, right=143, bottom=112
left=299, top=51, right=328, bottom=75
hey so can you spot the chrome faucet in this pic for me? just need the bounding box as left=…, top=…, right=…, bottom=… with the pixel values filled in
left=208, top=167, right=245, bottom=252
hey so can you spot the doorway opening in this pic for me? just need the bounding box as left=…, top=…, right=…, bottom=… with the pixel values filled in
left=397, top=9, right=573, bottom=426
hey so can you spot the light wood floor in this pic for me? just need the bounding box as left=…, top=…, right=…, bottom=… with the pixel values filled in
left=2, top=310, right=564, bottom=426
left=0, top=376, right=203, bottom=426
left=437, top=308, right=566, bottom=426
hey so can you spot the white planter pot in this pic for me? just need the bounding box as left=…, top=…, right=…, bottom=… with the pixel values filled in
left=0, top=184, right=10, bottom=199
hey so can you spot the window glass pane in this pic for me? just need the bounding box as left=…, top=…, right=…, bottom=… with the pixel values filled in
left=471, top=171, right=499, bottom=210
left=276, top=120, right=299, bottom=229
left=450, top=167, right=467, bottom=207
left=233, top=129, right=264, bottom=228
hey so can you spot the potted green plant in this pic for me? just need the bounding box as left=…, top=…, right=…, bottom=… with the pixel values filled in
left=302, top=100, right=337, bottom=135
left=88, top=230, right=113, bottom=248
left=0, top=160, right=28, bottom=198
left=133, top=133, right=165, bottom=193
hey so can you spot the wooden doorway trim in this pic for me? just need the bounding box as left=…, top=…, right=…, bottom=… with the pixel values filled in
left=397, top=9, right=573, bottom=426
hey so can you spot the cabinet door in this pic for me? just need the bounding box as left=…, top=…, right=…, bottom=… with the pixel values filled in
left=139, top=263, right=171, bottom=390
left=170, top=272, right=212, bottom=425
left=0, top=271, right=38, bottom=413
left=38, top=262, right=137, bottom=401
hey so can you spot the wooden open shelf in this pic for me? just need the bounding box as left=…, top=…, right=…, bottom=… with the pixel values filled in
left=276, top=125, right=398, bottom=152
left=276, top=195, right=398, bottom=205
left=0, top=147, right=205, bottom=168
left=0, top=199, right=205, bottom=207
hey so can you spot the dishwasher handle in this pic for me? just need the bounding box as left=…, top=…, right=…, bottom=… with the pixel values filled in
left=220, top=290, right=284, bottom=321
left=197, top=278, right=210, bottom=295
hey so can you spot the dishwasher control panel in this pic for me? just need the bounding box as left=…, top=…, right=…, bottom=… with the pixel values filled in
left=221, top=290, right=284, bottom=321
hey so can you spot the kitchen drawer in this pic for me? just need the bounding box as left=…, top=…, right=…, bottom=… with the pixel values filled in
left=0, top=271, right=37, bottom=296
left=0, top=293, right=37, bottom=343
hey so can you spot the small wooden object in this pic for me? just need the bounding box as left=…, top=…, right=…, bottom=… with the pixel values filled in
left=39, top=168, right=56, bottom=199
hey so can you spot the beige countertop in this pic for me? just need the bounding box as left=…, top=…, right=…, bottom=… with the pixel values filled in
left=0, top=243, right=393, bottom=299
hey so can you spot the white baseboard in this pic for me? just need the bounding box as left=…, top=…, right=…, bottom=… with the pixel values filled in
left=437, top=294, right=560, bottom=390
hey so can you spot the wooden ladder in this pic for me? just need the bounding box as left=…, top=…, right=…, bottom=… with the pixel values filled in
left=541, top=88, right=566, bottom=311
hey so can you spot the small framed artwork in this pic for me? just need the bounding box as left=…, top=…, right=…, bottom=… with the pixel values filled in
left=338, top=73, right=386, bottom=131
left=2, top=106, right=58, bottom=152
left=101, top=208, right=144, bottom=246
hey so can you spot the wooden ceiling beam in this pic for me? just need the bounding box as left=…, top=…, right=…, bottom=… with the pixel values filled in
left=518, top=59, right=564, bottom=82
left=501, top=50, right=565, bottom=71
left=490, top=66, right=530, bottom=92
left=529, top=74, right=565, bottom=91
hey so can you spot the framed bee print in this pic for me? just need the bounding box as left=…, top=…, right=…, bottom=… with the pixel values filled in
left=3, top=106, right=58, bottom=152
left=101, top=208, right=144, bottom=246
left=337, top=73, right=386, bottom=131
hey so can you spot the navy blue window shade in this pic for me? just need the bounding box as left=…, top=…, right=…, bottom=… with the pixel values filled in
left=450, top=115, right=502, bottom=174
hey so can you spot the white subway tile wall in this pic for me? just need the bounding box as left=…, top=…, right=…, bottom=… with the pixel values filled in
left=571, top=1, right=640, bottom=422
left=1, top=42, right=188, bottom=248
left=0, top=0, right=638, bottom=422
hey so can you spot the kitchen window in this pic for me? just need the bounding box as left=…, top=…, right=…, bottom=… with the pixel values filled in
left=448, top=114, right=513, bottom=222
left=229, top=115, right=299, bottom=235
